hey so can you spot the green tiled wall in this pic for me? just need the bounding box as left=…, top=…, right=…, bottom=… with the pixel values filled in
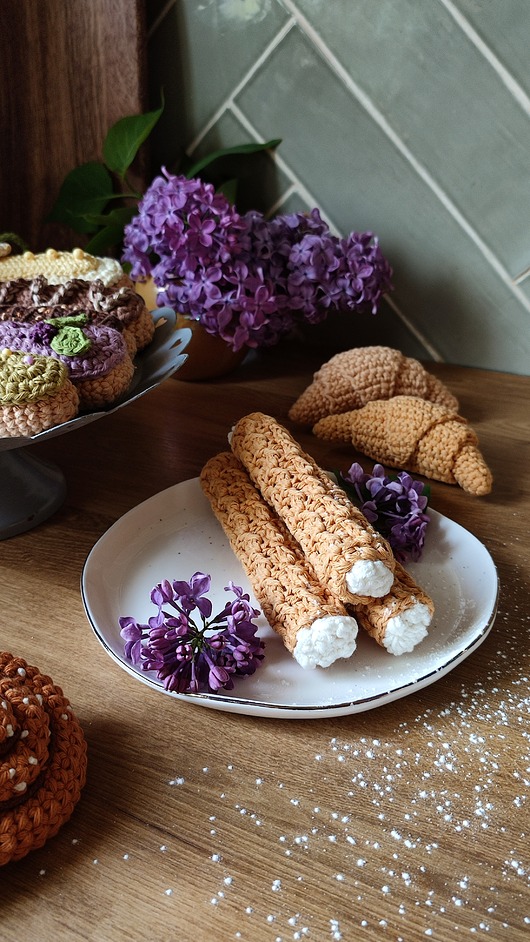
left=147, top=0, right=530, bottom=374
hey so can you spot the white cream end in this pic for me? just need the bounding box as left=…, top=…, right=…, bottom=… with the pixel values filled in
left=383, top=602, right=432, bottom=655
left=293, top=615, right=358, bottom=669
left=346, top=559, right=394, bottom=598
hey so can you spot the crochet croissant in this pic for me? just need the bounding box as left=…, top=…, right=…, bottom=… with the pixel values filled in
left=288, top=346, right=459, bottom=425
left=313, top=396, right=493, bottom=496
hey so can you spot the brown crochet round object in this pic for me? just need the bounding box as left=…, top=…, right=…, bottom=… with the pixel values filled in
left=0, top=652, right=87, bottom=866
left=288, top=346, right=459, bottom=426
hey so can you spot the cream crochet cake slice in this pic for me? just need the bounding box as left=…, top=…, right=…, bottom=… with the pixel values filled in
left=0, top=246, right=131, bottom=289
left=0, top=348, right=79, bottom=437
left=200, top=451, right=359, bottom=669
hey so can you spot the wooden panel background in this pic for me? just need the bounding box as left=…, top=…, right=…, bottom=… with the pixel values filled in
left=0, top=0, right=147, bottom=251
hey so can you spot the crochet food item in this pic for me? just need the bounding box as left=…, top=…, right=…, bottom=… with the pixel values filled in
left=0, top=651, right=87, bottom=866
left=0, top=348, right=79, bottom=437
left=200, top=452, right=359, bottom=668
left=0, top=275, right=154, bottom=352
left=0, top=315, right=134, bottom=410
left=0, top=246, right=130, bottom=288
left=230, top=412, right=395, bottom=604
left=350, top=561, right=434, bottom=655
left=313, top=396, right=493, bottom=496
left=289, top=346, right=459, bottom=425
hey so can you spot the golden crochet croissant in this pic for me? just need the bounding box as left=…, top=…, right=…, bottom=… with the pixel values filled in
left=313, top=395, right=492, bottom=496
left=288, top=346, right=459, bottom=425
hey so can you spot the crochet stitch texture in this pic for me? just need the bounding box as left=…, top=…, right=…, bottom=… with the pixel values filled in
left=0, top=652, right=87, bottom=866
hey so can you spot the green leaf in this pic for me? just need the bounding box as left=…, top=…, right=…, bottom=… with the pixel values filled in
left=103, top=100, right=165, bottom=178
left=47, top=162, right=116, bottom=232
left=216, top=178, right=238, bottom=204
left=85, top=221, right=130, bottom=256
left=82, top=206, right=138, bottom=229
left=185, top=138, right=281, bottom=179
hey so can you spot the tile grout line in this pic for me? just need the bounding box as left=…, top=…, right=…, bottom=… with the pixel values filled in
left=383, top=295, right=445, bottom=362
left=228, top=102, right=344, bottom=232
left=185, top=18, right=296, bottom=155
left=437, top=0, right=530, bottom=115
left=514, top=266, right=530, bottom=285
left=281, top=0, right=530, bottom=315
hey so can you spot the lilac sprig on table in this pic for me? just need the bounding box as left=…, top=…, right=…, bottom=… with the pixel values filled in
left=337, top=462, right=431, bottom=562
left=122, top=169, right=392, bottom=352
left=119, top=572, right=264, bottom=695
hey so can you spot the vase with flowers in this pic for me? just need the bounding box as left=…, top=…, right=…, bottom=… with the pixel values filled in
left=122, top=168, right=393, bottom=378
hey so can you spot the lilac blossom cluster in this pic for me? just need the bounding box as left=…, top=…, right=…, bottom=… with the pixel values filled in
left=119, top=572, right=264, bottom=695
left=339, top=462, right=431, bottom=562
left=122, top=168, right=392, bottom=351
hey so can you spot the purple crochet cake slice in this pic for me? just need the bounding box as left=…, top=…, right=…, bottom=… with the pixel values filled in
left=0, top=276, right=155, bottom=352
left=0, top=314, right=134, bottom=410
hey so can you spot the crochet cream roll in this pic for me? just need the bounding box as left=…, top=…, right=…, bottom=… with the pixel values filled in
left=349, top=561, right=434, bottom=655
left=200, top=452, right=359, bottom=669
left=230, top=413, right=395, bottom=605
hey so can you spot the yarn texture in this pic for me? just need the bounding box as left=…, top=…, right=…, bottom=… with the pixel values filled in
left=289, top=346, right=459, bottom=426
left=0, top=349, right=79, bottom=436
left=0, top=247, right=128, bottom=288
left=201, top=452, right=354, bottom=655
left=0, top=652, right=87, bottom=866
left=230, top=412, right=395, bottom=604
left=313, top=396, right=493, bottom=496
left=0, top=276, right=154, bottom=350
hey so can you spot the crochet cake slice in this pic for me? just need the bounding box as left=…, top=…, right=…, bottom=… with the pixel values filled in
left=0, top=349, right=79, bottom=437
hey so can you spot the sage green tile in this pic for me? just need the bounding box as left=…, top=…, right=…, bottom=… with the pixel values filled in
left=186, top=110, right=289, bottom=214
left=452, top=0, right=530, bottom=97
left=235, top=27, right=530, bottom=372
left=295, top=0, right=530, bottom=278
left=147, top=0, right=290, bottom=172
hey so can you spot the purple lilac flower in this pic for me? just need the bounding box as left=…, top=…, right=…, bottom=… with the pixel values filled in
left=339, top=462, right=430, bottom=562
left=119, top=571, right=264, bottom=695
left=122, top=170, right=393, bottom=351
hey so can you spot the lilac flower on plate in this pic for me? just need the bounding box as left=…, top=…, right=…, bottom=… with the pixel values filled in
left=338, top=462, right=431, bottom=562
left=119, top=572, right=265, bottom=695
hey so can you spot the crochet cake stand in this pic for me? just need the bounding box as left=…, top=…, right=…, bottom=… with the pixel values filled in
left=0, top=309, right=191, bottom=540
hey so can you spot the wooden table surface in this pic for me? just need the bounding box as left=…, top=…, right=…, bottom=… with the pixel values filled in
left=1, top=343, right=528, bottom=941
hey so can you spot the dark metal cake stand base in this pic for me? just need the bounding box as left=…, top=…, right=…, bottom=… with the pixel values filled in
left=1, top=449, right=66, bottom=539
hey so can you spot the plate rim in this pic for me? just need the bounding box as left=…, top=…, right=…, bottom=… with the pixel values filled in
left=81, top=478, right=499, bottom=719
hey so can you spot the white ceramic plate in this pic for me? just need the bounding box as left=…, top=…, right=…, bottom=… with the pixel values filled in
left=81, top=478, right=499, bottom=719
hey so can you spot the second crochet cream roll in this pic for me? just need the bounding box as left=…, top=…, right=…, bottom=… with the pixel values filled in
left=230, top=412, right=395, bottom=605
